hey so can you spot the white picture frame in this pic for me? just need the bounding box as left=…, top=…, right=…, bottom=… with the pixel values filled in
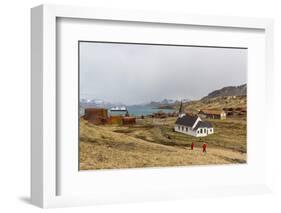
left=31, top=4, right=274, bottom=208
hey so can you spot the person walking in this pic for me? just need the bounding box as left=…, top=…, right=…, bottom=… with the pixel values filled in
left=202, top=143, right=207, bottom=153
left=191, top=142, right=195, bottom=150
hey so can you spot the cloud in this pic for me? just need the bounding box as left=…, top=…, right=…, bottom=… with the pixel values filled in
left=80, top=42, right=247, bottom=105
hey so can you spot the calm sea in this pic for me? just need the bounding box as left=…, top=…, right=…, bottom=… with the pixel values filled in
left=126, top=105, right=175, bottom=116
left=80, top=105, right=175, bottom=116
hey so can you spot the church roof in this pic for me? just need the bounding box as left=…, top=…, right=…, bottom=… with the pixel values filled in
left=175, top=114, right=199, bottom=127
left=193, top=120, right=213, bottom=130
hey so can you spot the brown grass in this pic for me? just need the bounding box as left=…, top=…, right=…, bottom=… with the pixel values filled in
left=79, top=115, right=246, bottom=170
left=183, top=96, right=247, bottom=112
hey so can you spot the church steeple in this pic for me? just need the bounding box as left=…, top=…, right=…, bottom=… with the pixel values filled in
left=178, top=101, right=185, bottom=117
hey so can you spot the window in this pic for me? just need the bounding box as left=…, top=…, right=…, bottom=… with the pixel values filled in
left=200, top=129, right=203, bottom=134
left=186, top=127, right=188, bottom=132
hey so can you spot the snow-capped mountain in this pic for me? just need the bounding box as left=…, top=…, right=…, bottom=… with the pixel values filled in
left=80, top=99, right=125, bottom=108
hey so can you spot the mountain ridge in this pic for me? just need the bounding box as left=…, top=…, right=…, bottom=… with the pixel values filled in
left=202, top=84, right=247, bottom=100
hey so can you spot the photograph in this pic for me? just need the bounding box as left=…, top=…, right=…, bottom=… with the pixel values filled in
left=79, top=41, right=247, bottom=170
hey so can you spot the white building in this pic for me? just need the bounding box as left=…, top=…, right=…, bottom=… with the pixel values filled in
left=174, top=113, right=214, bottom=137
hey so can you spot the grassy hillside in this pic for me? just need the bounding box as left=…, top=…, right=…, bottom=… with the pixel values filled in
left=202, top=84, right=246, bottom=99
left=172, top=95, right=247, bottom=114
left=80, top=116, right=246, bottom=170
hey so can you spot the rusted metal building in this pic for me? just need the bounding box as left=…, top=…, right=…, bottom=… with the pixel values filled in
left=83, top=108, right=108, bottom=125
left=198, top=109, right=226, bottom=120
left=122, top=117, right=136, bottom=125
left=108, top=115, right=123, bottom=125
left=153, top=111, right=168, bottom=119
left=223, top=107, right=247, bottom=117
left=83, top=107, right=137, bottom=125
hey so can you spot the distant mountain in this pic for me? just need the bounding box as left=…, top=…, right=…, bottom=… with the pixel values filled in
left=181, top=99, right=191, bottom=103
left=202, top=84, right=247, bottom=100
left=80, top=98, right=191, bottom=108
left=146, top=98, right=190, bottom=108
left=80, top=99, right=124, bottom=108
left=159, top=99, right=177, bottom=105
left=149, top=99, right=175, bottom=106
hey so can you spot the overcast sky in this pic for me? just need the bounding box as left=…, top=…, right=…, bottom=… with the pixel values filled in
left=80, top=42, right=247, bottom=105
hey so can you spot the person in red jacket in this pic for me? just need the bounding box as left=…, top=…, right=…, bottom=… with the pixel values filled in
left=191, top=142, right=195, bottom=150
left=202, top=143, right=207, bottom=153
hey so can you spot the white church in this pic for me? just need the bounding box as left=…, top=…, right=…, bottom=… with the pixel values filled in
left=174, top=102, right=214, bottom=137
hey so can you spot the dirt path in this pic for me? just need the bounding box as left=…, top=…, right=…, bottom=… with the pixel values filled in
left=80, top=141, right=246, bottom=170
left=182, top=146, right=246, bottom=164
